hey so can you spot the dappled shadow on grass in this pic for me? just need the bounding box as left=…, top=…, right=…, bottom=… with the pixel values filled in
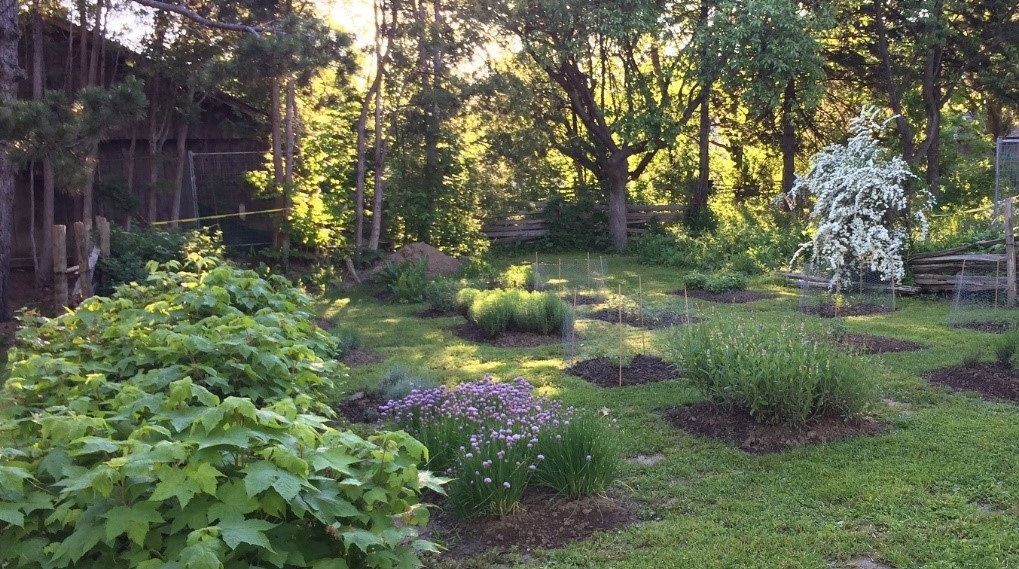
left=801, top=303, right=894, bottom=318
left=664, top=403, right=889, bottom=454
left=925, top=363, right=1019, bottom=403
left=450, top=322, right=562, bottom=348
left=424, top=487, right=636, bottom=562
left=671, top=289, right=778, bottom=304
left=589, top=309, right=700, bottom=329
left=832, top=333, right=927, bottom=355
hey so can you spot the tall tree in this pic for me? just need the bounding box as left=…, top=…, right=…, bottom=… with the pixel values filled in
left=0, top=0, right=21, bottom=320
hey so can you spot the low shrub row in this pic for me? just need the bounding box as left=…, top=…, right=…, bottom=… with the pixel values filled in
left=681, top=270, right=749, bottom=293
left=458, top=288, right=569, bottom=337
left=670, top=320, right=877, bottom=425
left=380, top=376, right=619, bottom=519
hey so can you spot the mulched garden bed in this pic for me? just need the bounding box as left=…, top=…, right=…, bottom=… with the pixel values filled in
left=664, top=402, right=889, bottom=454
left=589, top=309, right=699, bottom=329
left=451, top=323, right=561, bottom=348
left=566, top=293, right=607, bottom=306
left=925, top=363, right=1019, bottom=403
left=835, top=333, right=927, bottom=354
left=801, top=303, right=894, bottom=318
left=673, top=289, right=777, bottom=304
left=336, top=391, right=387, bottom=424
left=416, top=308, right=462, bottom=319
left=340, top=348, right=383, bottom=367
left=950, top=321, right=1014, bottom=334
left=566, top=354, right=679, bottom=387
left=427, top=488, right=636, bottom=560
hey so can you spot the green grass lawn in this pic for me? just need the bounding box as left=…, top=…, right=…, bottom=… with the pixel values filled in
left=320, top=253, right=1019, bottom=569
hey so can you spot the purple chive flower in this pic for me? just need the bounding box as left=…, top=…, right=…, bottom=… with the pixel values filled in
left=503, top=481, right=511, bottom=489
left=484, top=477, right=492, bottom=484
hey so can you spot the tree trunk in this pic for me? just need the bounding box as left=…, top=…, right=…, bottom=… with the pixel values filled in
left=779, top=79, right=797, bottom=193
left=269, top=77, right=284, bottom=248
left=125, top=123, right=137, bottom=225
left=171, top=120, right=188, bottom=227
left=690, top=91, right=711, bottom=219
left=33, top=4, right=54, bottom=286
left=605, top=153, right=629, bottom=252
left=0, top=0, right=21, bottom=320
left=282, top=77, right=295, bottom=269
left=368, top=61, right=386, bottom=251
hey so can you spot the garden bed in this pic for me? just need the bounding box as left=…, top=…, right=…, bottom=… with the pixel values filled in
left=673, top=289, right=777, bottom=304
left=566, top=354, right=679, bottom=387
left=925, top=363, right=1019, bottom=403
left=451, top=322, right=562, bottom=347
left=589, top=309, right=699, bottom=329
left=664, top=403, right=888, bottom=454
left=336, top=391, right=387, bottom=424
left=801, top=303, right=894, bottom=318
left=427, top=488, right=636, bottom=560
left=340, top=347, right=384, bottom=367
left=950, top=321, right=1013, bottom=334
left=834, top=333, right=927, bottom=354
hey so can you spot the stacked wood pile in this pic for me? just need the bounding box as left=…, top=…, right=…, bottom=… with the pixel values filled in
left=778, top=272, right=921, bottom=295
left=482, top=203, right=683, bottom=244
left=909, top=239, right=1009, bottom=292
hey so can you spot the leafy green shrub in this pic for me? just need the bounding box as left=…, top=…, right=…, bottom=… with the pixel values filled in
left=466, top=289, right=568, bottom=337
left=381, top=377, right=617, bottom=519
left=331, top=325, right=363, bottom=358
left=535, top=412, right=620, bottom=499
left=424, top=278, right=464, bottom=313
left=681, top=270, right=748, bottom=293
left=455, top=287, right=482, bottom=315
left=541, top=195, right=611, bottom=251
left=992, top=331, right=1019, bottom=367
left=680, top=271, right=710, bottom=291
left=372, top=366, right=440, bottom=402
left=670, top=320, right=877, bottom=425
left=97, top=228, right=188, bottom=295
left=497, top=263, right=534, bottom=290
left=0, top=255, right=441, bottom=569
left=376, top=258, right=429, bottom=303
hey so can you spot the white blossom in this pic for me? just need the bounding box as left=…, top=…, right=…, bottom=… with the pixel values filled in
left=784, top=106, right=933, bottom=289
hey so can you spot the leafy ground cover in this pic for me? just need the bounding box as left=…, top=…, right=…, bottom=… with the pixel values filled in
left=320, top=252, right=1019, bottom=568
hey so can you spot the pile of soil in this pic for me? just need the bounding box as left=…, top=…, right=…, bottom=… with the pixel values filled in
left=336, top=391, right=388, bottom=424
left=664, top=403, right=888, bottom=454
left=801, top=303, right=894, bottom=318
left=451, top=322, right=561, bottom=348
left=429, top=488, right=636, bottom=559
left=341, top=348, right=383, bottom=367
left=566, top=354, right=679, bottom=387
left=835, top=333, right=927, bottom=354
left=926, top=363, right=1019, bottom=403
left=384, top=242, right=461, bottom=278
left=590, top=309, right=699, bottom=329
left=951, top=321, right=1013, bottom=334
left=674, top=289, right=777, bottom=304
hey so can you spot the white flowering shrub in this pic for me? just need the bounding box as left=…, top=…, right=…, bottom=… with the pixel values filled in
left=785, top=107, right=932, bottom=289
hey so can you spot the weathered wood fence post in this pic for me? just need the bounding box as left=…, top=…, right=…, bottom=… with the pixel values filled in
left=74, top=221, right=92, bottom=300
left=53, top=225, right=67, bottom=311
left=97, top=216, right=111, bottom=259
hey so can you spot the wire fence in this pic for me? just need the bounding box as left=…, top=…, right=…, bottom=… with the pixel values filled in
left=188, top=151, right=275, bottom=251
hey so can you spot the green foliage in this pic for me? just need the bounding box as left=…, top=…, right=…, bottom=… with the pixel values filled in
left=1, top=255, right=441, bottom=569
left=371, top=367, right=440, bottom=403
left=375, top=259, right=429, bottom=303
left=496, top=263, right=534, bottom=290
left=670, top=320, right=877, bottom=425
left=467, top=289, right=568, bottom=337
left=992, top=331, right=1019, bottom=368
left=331, top=326, right=363, bottom=358
left=424, top=279, right=465, bottom=313
left=682, top=270, right=749, bottom=293
left=541, top=196, right=611, bottom=251
left=454, top=287, right=482, bottom=315
left=97, top=228, right=188, bottom=295
left=534, top=413, right=620, bottom=499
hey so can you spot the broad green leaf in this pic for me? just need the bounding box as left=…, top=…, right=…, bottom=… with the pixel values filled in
left=216, top=515, right=277, bottom=552
left=0, top=503, right=25, bottom=527
left=339, top=528, right=382, bottom=553
left=151, top=467, right=199, bottom=508
left=103, top=502, right=163, bottom=545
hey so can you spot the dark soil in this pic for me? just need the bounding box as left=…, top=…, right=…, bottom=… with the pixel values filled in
left=664, top=402, right=889, bottom=454
left=341, top=348, right=383, bottom=367
left=315, top=319, right=335, bottom=331
left=451, top=322, right=562, bottom=348
left=567, top=293, right=607, bottom=306
left=566, top=354, right=679, bottom=387
left=925, top=363, right=1019, bottom=403
left=590, top=309, right=699, bottom=329
left=836, top=333, right=927, bottom=354
left=336, top=391, right=388, bottom=424
left=674, top=289, right=777, bottom=304
left=951, top=321, right=1013, bottom=334
left=801, top=303, right=894, bottom=318
left=416, top=308, right=462, bottom=319
left=428, top=488, right=636, bottom=559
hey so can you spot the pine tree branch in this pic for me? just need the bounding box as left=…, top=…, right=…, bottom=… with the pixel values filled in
left=128, top=0, right=269, bottom=34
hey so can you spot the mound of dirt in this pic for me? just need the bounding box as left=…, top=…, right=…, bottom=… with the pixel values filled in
left=385, top=242, right=461, bottom=278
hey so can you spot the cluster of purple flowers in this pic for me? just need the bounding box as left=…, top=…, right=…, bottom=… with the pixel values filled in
left=380, top=375, right=573, bottom=517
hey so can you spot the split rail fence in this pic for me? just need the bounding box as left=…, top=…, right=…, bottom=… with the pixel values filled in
left=482, top=204, right=683, bottom=244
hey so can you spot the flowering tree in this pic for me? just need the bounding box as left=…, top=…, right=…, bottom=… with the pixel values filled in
left=785, top=107, right=932, bottom=290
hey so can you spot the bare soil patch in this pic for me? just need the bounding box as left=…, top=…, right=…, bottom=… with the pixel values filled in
left=664, top=402, right=889, bottom=454
left=566, top=354, right=679, bottom=387
left=416, top=308, right=462, bottom=319
left=951, top=321, right=1013, bottom=334
left=451, top=322, right=561, bottom=348
left=674, top=289, right=777, bottom=304
left=428, top=488, right=636, bottom=560
left=590, top=309, right=699, bottom=329
left=925, top=363, right=1019, bottom=403
left=835, top=333, right=927, bottom=354
left=801, top=303, right=893, bottom=318
left=341, top=348, right=383, bottom=367
left=844, top=557, right=894, bottom=569
left=336, top=391, right=387, bottom=424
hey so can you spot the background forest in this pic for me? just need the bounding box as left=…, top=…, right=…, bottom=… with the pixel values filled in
left=0, top=0, right=1018, bottom=318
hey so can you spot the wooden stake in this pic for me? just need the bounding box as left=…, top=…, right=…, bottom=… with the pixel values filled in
left=53, top=225, right=67, bottom=311
left=1006, top=197, right=1017, bottom=307
left=995, top=260, right=1001, bottom=309
left=97, top=216, right=111, bottom=258
left=570, top=291, right=578, bottom=365
left=618, top=284, right=624, bottom=387
left=684, top=286, right=690, bottom=325
left=74, top=221, right=92, bottom=300
left=639, top=275, right=645, bottom=353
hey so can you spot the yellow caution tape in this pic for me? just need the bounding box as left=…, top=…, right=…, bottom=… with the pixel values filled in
left=149, top=207, right=288, bottom=226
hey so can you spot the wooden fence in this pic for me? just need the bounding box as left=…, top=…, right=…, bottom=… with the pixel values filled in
left=482, top=204, right=683, bottom=243
left=909, top=241, right=1011, bottom=292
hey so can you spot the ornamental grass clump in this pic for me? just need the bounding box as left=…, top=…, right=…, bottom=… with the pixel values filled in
left=670, top=320, right=877, bottom=425
left=380, top=376, right=618, bottom=519
left=465, top=289, right=569, bottom=337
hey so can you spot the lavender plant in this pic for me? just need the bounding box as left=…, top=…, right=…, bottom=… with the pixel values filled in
left=380, top=376, right=615, bottom=519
